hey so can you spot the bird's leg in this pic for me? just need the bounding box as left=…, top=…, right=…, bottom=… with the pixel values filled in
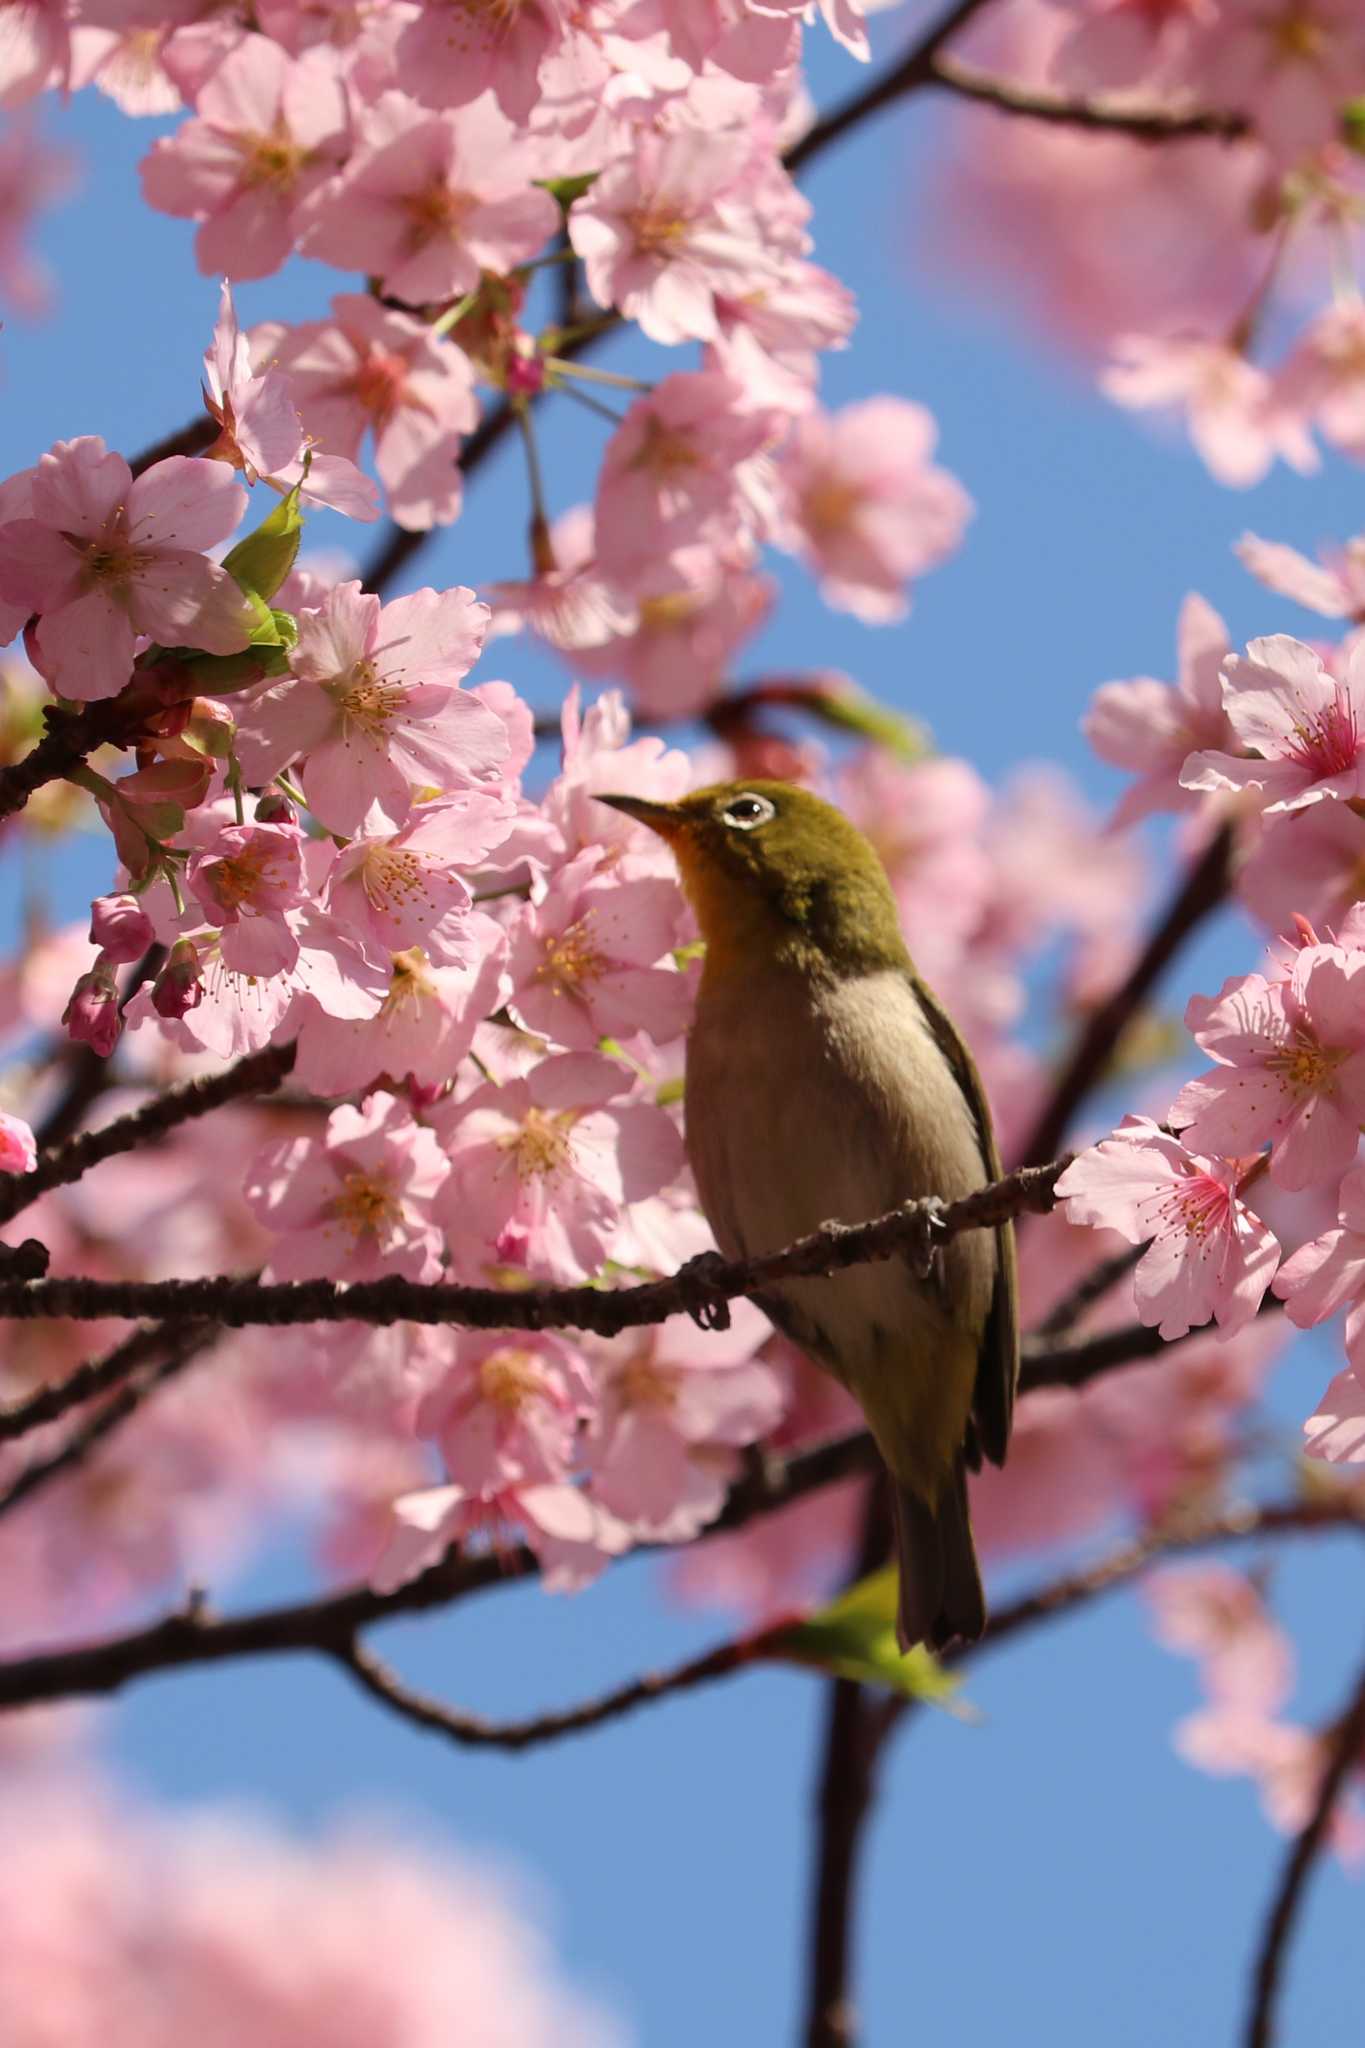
left=674, top=1249, right=734, bottom=1331
left=901, top=1195, right=947, bottom=1284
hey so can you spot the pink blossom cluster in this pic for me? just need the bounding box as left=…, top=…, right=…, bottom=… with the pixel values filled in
left=1067, top=594, right=1365, bottom=1478
left=0, top=0, right=979, bottom=719
left=931, top=0, right=1365, bottom=486
left=0, top=1768, right=624, bottom=2046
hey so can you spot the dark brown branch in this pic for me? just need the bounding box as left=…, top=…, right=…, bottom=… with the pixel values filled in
left=805, top=1484, right=892, bottom=2048
left=128, top=416, right=218, bottom=476
left=332, top=1618, right=791, bottom=1753
left=1245, top=1639, right=1365, bottom=2048
left=0, top=1157, right=1069, bottom=1335
left=0, top=1426, right=878, bottom=1711
left=0, top=1041, right=296, bottom=1230
left=786, top=0, right=997, bottom=176
left=1015, top=824, right=1233, bottom=1170
left=929, top=55, right=1246, bottom=141
left=0, top=1323, right=219, bottom=1520
left=0, top=1322, right=179, bottom=1443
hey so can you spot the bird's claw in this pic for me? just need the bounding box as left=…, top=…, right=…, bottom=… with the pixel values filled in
left=903, top=1196, right=947, bottom=1282
left=676, top=1249, right=733, bottom=1332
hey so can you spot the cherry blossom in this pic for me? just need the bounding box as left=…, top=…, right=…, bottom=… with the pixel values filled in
left=504, top=847, right=694, bottom=1051
left=587, top=1301, right=783, bottom=1539
left=1054, top=1116, right=1280, bottom=1339
left=234, top=579, right=507, bottom=835
left=0, top=437, right=253, bottom=700
left=253, top=295, right=479, bottom=529
left=375, top=1477, right=632, bottom=1594
left=395, top=0, right=563, bottom=124
left=140, top=40, right=348, bottom=279
left=592, top=372, right=777, bottom=583
left=1170, top=946, right=1365, bottom=1189
left=1182, top=634, right=1365, bottom=814
left=434, top=1050, right=685, bottom=1283
left=185, top=817, right=307, bottom=975
left=1275, top=1165, right=1365, bottom=1417
left=246, top=1089, right=449, bottom=1283
left=88, top=891, right=154, bottom=963
left=1235, top=530, right=1365, bottom=621
left=1083, top=592, right=1234, bottom=826
left=298, top=92, right=559, bottom=307
left=1102, top=336, right=1317, bottom=488
left=418, top=1329, right=597, bottom=1494
left=774, top=398, right=971, bottom=623
left=569, top=129, right=762, bottom=347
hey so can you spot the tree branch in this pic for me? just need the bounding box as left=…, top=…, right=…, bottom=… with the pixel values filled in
left=1015, top=824, right=1233, bottom=1170
left=0, top=1042, right=296, bottom=1230
left=0, top=1321, right=183, bottom=1443
left=1244, top=1637, right=1365, bottom=2048
left=928, top=55, right=1246, bottom=141
left=331, top=1617, right=793, bottom=1753
left=0, top=1426, right=880, bottom=1711
left=0, top=1322, right=219, bottom=1520
left=0, top=1157, right=1069, bottom=1335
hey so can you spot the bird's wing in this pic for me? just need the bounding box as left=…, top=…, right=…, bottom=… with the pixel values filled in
left=907, top=971, right=1020, bottom=1468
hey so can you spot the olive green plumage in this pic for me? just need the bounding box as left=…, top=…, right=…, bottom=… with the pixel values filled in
left=599, top=779, right=1019, bottom=1651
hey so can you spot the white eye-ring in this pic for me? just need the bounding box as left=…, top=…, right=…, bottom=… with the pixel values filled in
left=722, top=792, right=776, bottom=830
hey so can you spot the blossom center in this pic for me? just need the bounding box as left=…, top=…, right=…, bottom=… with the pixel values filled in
left=336, top=661, right=404, bottom=737
left=77, top=537, right=139, bottom=589
left=508, top=1106, right=573, bottom=1179
left=1284, top=685, right=1359, bottom=779
left=1155, top=1163, right=1231, bottom=1243
left=628, top=207, right=690, bottom=259
left=1265, top=1031, right=1345, bottom=1097
left=351, top=346, right=411, bottom=423
left=638, top=590, right=699, bottom=632
left=382, top=946, right=437, bottom=1014
left=405, top=181, right=472, bottom=246
left=802, top=475, right=861, bottom=539
left=618, top=1353, right=677, bottom=1410
left=239, top=129, right=306, bottom=191
left=362, top=846, right=429, bottom=917
left=537, top=914, right=606, bottom=993
left=1269, top=7, right=1325, bottom=61
left=630, top=415, right=699, bottom=479
left=479, top=1345, right=546, bottom=1412
left=331, top=1167, right=399, bottom=1241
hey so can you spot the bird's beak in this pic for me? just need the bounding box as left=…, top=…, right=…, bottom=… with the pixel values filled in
left=596, top=793, right=684, bottom=840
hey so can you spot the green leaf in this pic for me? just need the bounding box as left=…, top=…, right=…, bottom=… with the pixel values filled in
left=1343, top=98, right=1365, bottom=153
left=536, top=171, right=599, bottom=209
left=222, top=485, right=304, bottom=604
left=178, top=645, right=291, bottom=694
left=769, top=1567, right=964, bottom=1706
left=806, top=689, right=930, bottom=764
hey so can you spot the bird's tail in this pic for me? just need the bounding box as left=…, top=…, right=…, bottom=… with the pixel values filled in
left=891, top=1463, right=985, bottom=1653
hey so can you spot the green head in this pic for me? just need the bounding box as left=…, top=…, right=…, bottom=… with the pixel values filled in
left=596, top=780, right=909, bottom=982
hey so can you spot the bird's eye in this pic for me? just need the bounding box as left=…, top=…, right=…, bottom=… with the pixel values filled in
left=721, top=792, right=776, bottom=831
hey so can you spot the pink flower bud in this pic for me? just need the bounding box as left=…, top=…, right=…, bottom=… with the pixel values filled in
left=62, top=959, right=122, bottom=1058
left=255, top=790, right=298, bottom=826
left=151, top=938, right=205, bottom=1020
left=88, top=892, right=155, bottom=964
left=0, top=1109, right=37, bottom=1175
left=505, top=347, right=546, bottom=397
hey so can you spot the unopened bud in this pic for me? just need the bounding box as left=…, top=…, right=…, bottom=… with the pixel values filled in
left=255, top=789, right=298, bottom=826
left=151, top=938, right=205, bottom=1020
left=62, top=958, right=122, bottom=1058
left=88, top=892, right=155, bottom=965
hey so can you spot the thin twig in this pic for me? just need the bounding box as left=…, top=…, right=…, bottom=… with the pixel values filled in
left=929, top=55, right=1246, bottom=141
left=0, top=1322, right=178, bottom=1443
left=1244, top=1638, right=1365, bottom=2048
left=332, top=1619, right=791, bottom=1753
left=1033, top=1240, right=1148, bottom=1339
left=0, top=1041, right=296, bottom=1229
left=128, top=416, right=217, bottom=476
left=0, top=1426, right=879, bottom=1710
left=0, top=1323, right=219, bottom=1520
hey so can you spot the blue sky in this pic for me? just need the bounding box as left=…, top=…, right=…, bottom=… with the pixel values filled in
left=6, top=14, right=1365, bottom=2044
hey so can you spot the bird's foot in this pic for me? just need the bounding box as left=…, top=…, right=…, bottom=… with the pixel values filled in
left=902, top=1196, right=947, bottom=1282
left=675, top=1249, right=733, bottom=1332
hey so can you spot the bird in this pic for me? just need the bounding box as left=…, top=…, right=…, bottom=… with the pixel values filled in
left=596, top=779, right=1017, bottom=1650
